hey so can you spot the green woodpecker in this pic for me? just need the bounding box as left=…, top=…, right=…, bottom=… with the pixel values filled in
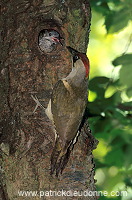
left=31, top=46, right=90, bottom=176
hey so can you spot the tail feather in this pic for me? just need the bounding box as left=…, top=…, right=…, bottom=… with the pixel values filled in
left=50, top=139, right=72, bottom=176
left=50, top=137, right=61, bottom=175
left=56, top=147, right=71, bottom=176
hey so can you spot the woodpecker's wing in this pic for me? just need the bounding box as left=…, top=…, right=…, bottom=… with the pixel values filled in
left=51, top=80, right=87, bottom=143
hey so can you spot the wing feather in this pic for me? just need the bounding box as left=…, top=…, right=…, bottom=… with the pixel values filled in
left=51, top=80, right=87, bottom=142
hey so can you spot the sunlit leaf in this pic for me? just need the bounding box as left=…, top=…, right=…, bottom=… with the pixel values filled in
left=126, top=88, right=132, bottom=98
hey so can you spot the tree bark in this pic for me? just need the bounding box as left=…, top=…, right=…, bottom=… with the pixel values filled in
left=0, top=0, right=98, bottom=199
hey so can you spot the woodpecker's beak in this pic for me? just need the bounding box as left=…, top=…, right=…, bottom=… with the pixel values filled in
left=66, top=46, right=79, bottom=55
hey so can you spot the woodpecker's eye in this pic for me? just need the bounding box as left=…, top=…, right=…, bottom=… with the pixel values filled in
left=73, top=55, right=79, bottom=63
left=49, top=32, right=52, bottom=36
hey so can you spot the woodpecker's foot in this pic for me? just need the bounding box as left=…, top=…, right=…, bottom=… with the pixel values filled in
left=31, top=95, right=45, bottom=113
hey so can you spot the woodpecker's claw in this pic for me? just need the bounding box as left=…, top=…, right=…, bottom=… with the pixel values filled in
left=31, top=95, right=45, bottom=113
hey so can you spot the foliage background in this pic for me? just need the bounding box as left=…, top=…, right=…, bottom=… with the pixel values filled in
left=87, top=0, right=132, bottom=199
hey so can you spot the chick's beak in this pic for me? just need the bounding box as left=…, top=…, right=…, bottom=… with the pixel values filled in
left=52, top=37, right=63, bottom=46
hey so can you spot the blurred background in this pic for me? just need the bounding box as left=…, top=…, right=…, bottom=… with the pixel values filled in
left=87, top=0, right=132, bottom=199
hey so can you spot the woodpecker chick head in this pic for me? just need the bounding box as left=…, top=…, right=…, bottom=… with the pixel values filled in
left=38, top=29, right=63, bottom=53
left=67, top=46, right=90, bottom=78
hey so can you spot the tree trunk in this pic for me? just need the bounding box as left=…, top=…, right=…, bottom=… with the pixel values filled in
left=0, top=0, right=98, bottom=199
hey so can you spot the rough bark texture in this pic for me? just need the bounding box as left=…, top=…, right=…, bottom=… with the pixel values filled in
left=0, top=0, right=98, bottom=199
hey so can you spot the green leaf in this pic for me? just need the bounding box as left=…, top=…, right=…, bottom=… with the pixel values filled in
left=104, top=148, right=124, bottom=167
left=105, top=8, right=131, bottom=33
left=89, top=76, right=110, bottom=98
left=112, top=54, right=132, bottom=67
left=112, top=54, right=132, bottom=89
left=124, top=177, right=132, bottom=187
left=120, top=63, right=132, bottom=89
left=123, top=143, right=132, bottom=167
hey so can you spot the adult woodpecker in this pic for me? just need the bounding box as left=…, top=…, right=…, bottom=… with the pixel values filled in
left=38, top=29, right=63, bottom=53
left=31, top=46, right=90, bottom=176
